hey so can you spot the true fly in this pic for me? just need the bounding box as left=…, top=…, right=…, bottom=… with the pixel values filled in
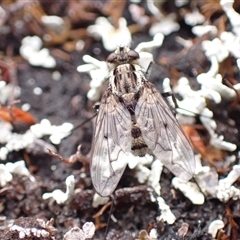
left=90, top=46, right=195, bottom=197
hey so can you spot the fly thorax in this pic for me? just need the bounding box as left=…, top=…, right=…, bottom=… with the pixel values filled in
left=109, top=63, right=142, bottom=96
left=120, top=92, right=136, bottom=108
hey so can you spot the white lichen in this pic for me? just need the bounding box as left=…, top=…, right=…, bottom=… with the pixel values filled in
left=0, top=118, right=71, bottom=161
left=11, top=225, right=50, bottom=238
left=0, top=81, right=21, bottom=105
left=0, top=120, right=12, bottom=144
left=180, top=155, right=240, bottom=203
left=77, top=54, right=108, bottom=101
left=9, top=218, right=55, bottom=239
left=92, top=193, right=109, bottom=208
left=135, top=33, right=164, bottom=53
left=63, top=222, right=95, bottom=240
left=129, top=4, right=149, bottom=26
left=87, top=17, right=131, bottom=51
left=30, top=119, right=74, bottom=144
left=194, top=156, right=218, bottom=197
left=146, top=0, right=163, bottom=20
left=172, top=177, right=205, bottom=205
left=220, top=0, right=240, bottom=36
left=0, top=163, right=13, bottom=186
left=220, top=31, right=240, bottom=58
left=20, top=36, right=56, bottom=68
left=0, top=160, right=35, bottom=187
left=197, top=74, right=235, bottom=101
left=7, top=160, right=36, bottom=182
left=210, top=134, right=237, bottom=152
left=127, top=154, right=174, bottom=223
left=127, top=153, right=163, bottom=195
left=42, top=175, right=75, bottom=204
left=208, top=219, right=224, bottom=239
left=202, top=38, right=229, bottom=63
left=135, top=33, right=164, bottom=70
left=156, top=196, right=176, bottom=224
left=175, top=0, right=189, bottom=7
left=184, top=10, right=205, bottom=26
left=150, top=13, right=180, bottom=36
left=174, top=77, right=237, bottom=152
left=41, top=15, right=65, bottom=34
left=192, top=25, right=217, bottom=37
left=0, top=147, right=8, bottom=161
left=128, top=153, right=153, bottom=169
left=147, top=159, right=163, bottom=195
left=174, top=77, right=216, bottom=118
left=135, top=164, right=151, bottom=184
left=217, top=165, right=240, bottom=202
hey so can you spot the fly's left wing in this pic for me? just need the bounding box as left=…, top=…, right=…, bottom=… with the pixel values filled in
left=91, top=90, right=132, bottom=197
left=135, top=81, right=195, bottom=181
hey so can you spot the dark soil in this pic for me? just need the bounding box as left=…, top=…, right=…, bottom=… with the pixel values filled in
left=0, top=1, right=240, bottom=239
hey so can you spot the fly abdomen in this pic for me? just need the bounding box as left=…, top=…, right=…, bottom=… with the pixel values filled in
left=131, top=126, right=141, bottom=138
left=131, top=124, right=148, bottom=157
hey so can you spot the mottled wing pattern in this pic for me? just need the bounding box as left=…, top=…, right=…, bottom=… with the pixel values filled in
left=91, top=90, right=132, bottom=197
left=135, top=81, right=195, bottom=181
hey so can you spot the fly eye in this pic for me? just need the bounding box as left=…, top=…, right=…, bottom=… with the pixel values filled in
left=107, top=53, right=117, bottom=63
left=127, top=50, right=139, bottom=60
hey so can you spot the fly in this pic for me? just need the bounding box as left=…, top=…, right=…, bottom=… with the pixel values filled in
left=90, top=46, right=195, bottom=197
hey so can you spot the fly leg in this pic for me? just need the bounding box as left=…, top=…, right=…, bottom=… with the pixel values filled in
left=162, top=91, right=178, bottom=116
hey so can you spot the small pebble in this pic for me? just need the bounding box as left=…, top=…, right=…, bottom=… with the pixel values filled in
left=33, top=87, right=43, bottom=95
left=52, top=71, right=62, bottom=81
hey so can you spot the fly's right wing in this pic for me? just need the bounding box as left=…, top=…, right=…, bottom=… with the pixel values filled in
left=135, top=81, right=195, bottom=181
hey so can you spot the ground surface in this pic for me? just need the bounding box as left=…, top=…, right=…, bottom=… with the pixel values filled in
left=0, top=1, right=240, bottom=239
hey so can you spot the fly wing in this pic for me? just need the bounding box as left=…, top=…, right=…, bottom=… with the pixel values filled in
left=135, top=81, right=195, bottom=181
left=91, top=90, right=132, bottom=197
